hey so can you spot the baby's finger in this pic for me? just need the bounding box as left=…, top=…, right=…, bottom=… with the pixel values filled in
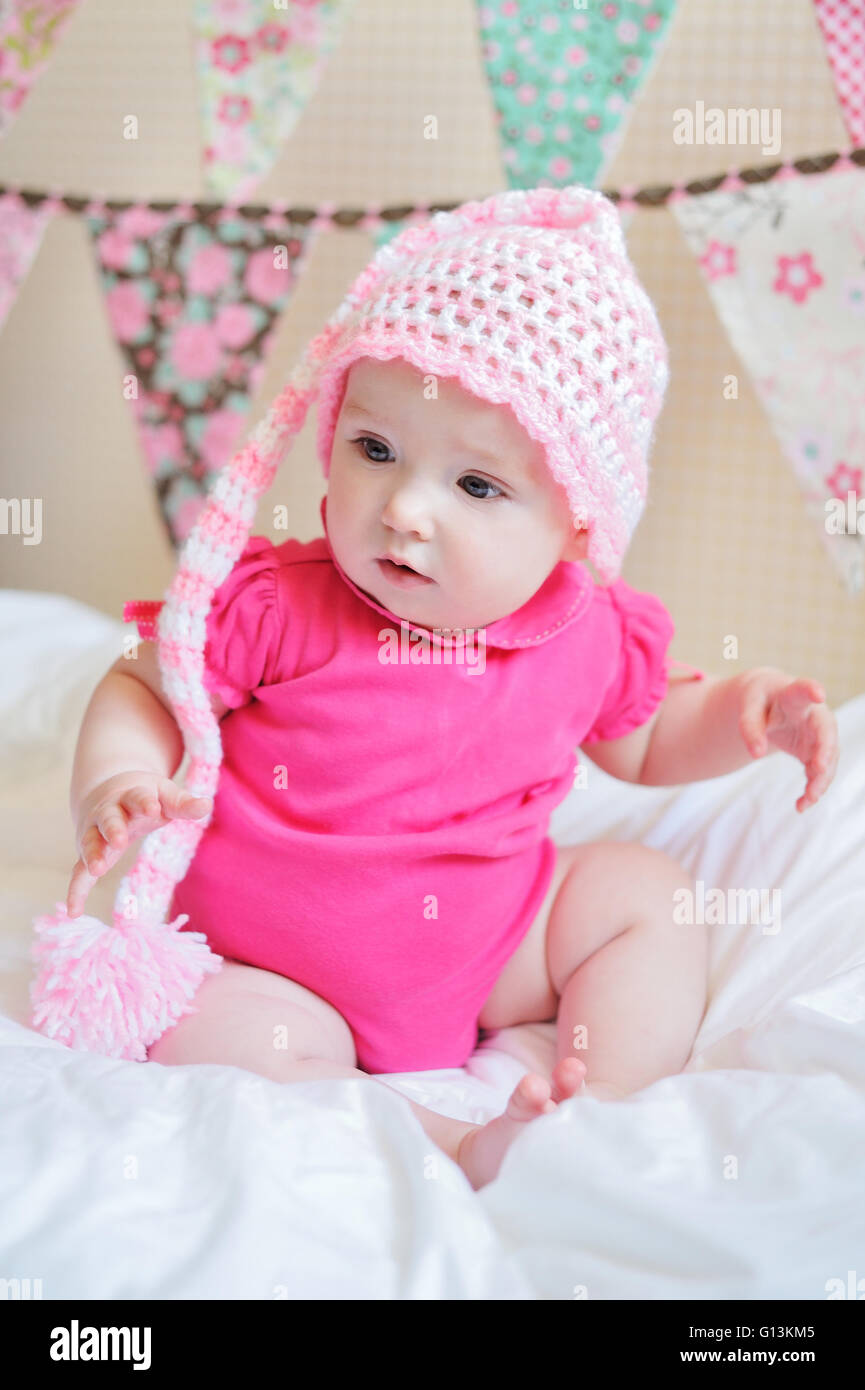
left=120, top=787, right=161, bottom=823
left=796, top=716, right=837, bottom=810
left=784, top=676, right=825, bottom=706
left=797, top=775, right=827, bottom=810
left=796, top=770, right=822, bottom=811
left=66, top=857, right=97, bottom=918
left=79, top=823, right=115, bottom=876
left=795, top=755, right=824, bottom=810
left=162, top=789, right=213, bottom=820
left=95, top=804, right=130, bottom=853
left=807, top=705, right=835, bottom=764
left=771, top=681, right=822, bottom=737
left=175, top=795, right=213, bottom=818
left=812, top=718, right=840, bottom=796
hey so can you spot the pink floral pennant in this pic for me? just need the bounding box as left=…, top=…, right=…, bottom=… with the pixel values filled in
left=84, top=200, right=320, bottom=547
left=813, top=0, right=865, bottom=146
left=0, top=0, right=83, bottom=138
left=0, top=190, right=59, bottom=329
left=670, top=163, right=865, bottom=595
left=192, top=0, right=357, bottom=203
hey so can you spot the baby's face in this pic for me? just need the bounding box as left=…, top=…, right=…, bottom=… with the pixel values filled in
left=325, top=356, right=587, bottom=630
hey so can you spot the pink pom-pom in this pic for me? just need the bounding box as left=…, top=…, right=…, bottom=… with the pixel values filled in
left=29, top=903, right=223, bottom=1062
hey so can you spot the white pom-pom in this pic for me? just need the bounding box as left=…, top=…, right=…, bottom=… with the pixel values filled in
left=30, top=903, right=223, bottom=1062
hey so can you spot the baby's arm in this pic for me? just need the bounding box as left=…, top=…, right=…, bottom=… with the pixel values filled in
left=584, top=667, right=839, bottom=813
left=66, top=643, right=226, bottom=917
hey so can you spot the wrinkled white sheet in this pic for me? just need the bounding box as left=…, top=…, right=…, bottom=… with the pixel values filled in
left=1, top=589, right=863, bottom=1300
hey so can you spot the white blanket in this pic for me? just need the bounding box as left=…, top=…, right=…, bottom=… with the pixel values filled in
left=1, top=589, right=863, bottom=1300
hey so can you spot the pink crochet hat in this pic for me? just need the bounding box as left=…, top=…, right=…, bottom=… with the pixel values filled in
left=30, top=183, right=670, bottom=1060
left=312, top=187, right=669, bottom=583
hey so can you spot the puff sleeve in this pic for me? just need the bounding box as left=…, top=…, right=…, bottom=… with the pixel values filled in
left=202, top=536, right=283, bottom=710
left=582, top=579, right=677, bottom=744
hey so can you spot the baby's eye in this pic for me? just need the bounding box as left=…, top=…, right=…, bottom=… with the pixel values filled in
left=460, top=474, right=505, bottom=501
left=351, top=438, right=505, bottom=501
left=352, top=436, right=392, bottom=463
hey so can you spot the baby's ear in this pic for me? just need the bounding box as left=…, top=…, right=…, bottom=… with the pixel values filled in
left=561, top=527, right=589, bottom=563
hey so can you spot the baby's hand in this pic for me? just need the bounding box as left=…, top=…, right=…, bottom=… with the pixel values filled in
left=67, top=772, right=212, bottom=919
left=739, top=669, right=839, bottom=813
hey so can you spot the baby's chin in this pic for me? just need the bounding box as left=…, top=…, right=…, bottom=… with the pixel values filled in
left=359, top=582, right=496, bottom=632
left=395, top=605, right=507, bottom=633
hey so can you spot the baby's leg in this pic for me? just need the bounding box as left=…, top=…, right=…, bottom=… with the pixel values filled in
left=148, top=960, right=483, bottom=1169
left=457, top=844, right=707, bottom=1189
left=148, top=959, right=357, bottom=1075
left=547, top=843, right=709, bottom=1098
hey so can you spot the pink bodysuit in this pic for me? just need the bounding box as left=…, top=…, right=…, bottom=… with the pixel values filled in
left=163, top=495, right=703, bottom=1074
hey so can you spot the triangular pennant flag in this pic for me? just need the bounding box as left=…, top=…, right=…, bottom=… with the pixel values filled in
left=670, top=164, right=865, bottom=596
left=0, top=0, right=83, bottom=139
left=84, top=200, right=320, bottom=547
left=0, top=191, right=59, bottom=330
left=192, top=0, right=357, bottom=203
left=813, top=0, right=865, bottom=146
left=473, top=0, right=678, bottom=189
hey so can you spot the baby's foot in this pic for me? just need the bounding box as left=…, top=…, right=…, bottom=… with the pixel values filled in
left=457, top=1056, right=586, bottom=1191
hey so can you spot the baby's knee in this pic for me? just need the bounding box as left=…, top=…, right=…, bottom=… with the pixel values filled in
left=627, top=847, right=706, bottom=938
left=571, top=841, right=694, bottom=910
left=147, top=965, right=357, bottom=1072
left=603, top=845, right=707, bottom=969
left=626, top=843, right=693, bottom=892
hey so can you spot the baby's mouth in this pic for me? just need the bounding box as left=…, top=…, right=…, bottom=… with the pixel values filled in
left=375, top=556, right=435, bottom=588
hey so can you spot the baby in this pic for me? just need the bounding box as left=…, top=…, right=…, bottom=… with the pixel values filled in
left=61, top=189, right=839, bottom=1192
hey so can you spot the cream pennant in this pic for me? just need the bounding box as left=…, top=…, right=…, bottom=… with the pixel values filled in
left=192, top=0, right=357, bottom=203
left=670, top=163, right=865, bottom=595
left=0, top=0, right=83, bottom=139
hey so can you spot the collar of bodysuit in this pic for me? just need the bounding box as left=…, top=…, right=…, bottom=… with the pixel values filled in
left=319, top=493, right=594, bottom=651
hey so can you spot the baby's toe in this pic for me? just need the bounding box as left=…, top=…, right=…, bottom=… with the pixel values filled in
left=551, top=1057, right=587, bottom=1102
left=508, top=1073, right=554, bottom=1120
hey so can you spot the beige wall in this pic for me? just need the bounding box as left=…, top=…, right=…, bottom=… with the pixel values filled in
left=1, top=0, right=862, bottom=702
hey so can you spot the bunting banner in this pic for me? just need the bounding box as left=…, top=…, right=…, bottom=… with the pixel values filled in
left=84, top=200, right=320, bottom=547
left=192, top=0, right=357, bottom=203
left=813, top=0, right=865, bottom=146
left=669, top=161, right=865, bottom=596
left=4, top=142, right=864, bottom=585
left=0, top=189, right=59, bottom=329
left=474, top=0, right=678, bottom=189
left=0, top=0, right=82, bottom=138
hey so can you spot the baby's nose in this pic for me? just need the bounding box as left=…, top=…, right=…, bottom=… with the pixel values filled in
left=381, top=487, right=436, bottom=538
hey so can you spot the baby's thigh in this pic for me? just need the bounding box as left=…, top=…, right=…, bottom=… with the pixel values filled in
left=546, top=841, right=697, bottom=988
left=148, top=958, right=357, bottom=1070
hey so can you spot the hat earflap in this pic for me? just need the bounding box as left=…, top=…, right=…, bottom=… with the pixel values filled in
left=29, top=348, right=324, bottom=1061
